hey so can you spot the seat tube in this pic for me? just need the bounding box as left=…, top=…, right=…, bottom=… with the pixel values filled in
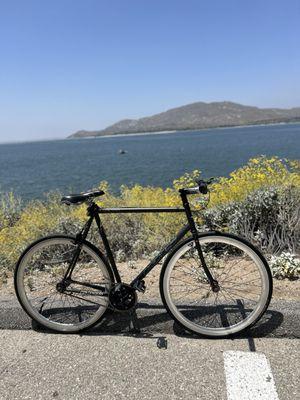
left=94, top=213, right=122, bottom=283
left=63, top=215, right=94, bottom=280
left=180, top=191, right=217, bottom=286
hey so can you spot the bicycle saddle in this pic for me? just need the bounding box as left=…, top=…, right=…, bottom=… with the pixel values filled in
left=61, top=190, right=105, bottom=205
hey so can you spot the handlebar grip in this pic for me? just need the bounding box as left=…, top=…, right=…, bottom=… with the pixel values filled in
left=183, top=187, right=200, bottom=195
left=180, top=179, right=212, bottom=195
left=198, top=180, right=208, bottom=194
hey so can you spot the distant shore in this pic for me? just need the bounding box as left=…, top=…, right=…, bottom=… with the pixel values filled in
left=68, top=100, right=300, bottom=139
left=73, top=130, right=178, bottom=139
left=1, top=121, right=299, bottom=146
left=70, top=121, right=300, bottom=140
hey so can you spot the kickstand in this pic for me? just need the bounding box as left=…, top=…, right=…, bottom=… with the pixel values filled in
left=128, top=306, right=141, bottom=334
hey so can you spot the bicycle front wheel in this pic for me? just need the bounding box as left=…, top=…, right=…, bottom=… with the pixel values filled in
left=15, top=235, right=114, bottom=333
left=160, top=232, right=272, bottom=337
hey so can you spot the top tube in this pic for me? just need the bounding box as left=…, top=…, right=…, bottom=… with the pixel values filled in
left=98, top=207, right=186, bottom=214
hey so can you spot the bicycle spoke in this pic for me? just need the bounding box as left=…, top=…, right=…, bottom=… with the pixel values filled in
left=18, top=237, right=112, bottom=330
left=163, top=235, right=270, bottom=336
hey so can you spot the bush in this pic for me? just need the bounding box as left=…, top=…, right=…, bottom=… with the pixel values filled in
left=269, top=252, right=300, bottom=280
left=210, top=156, right=300, bottom=206
left=80, top=183, right=186, bottom=259
left=0, top=192, right=70, bottom=270
left=0, top=192, right=22, bottom=230
left=203, top=185, right=300, bottom=255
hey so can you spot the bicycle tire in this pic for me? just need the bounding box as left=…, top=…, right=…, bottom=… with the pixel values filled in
left=160, top=232, right=272, bottom=337
left=14, top=235, right=114, bottom=333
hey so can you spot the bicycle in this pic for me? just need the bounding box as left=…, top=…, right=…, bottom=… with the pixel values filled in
left=14, top=179, right=272, bottom=337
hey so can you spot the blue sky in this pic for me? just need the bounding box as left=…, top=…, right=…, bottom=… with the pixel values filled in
left=0, top=0, right=299, bottom=142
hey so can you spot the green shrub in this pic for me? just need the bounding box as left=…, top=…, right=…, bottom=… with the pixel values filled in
left=0, top=192, right=22, bottom=230
left=210, top=156, right=300, bottom=205
left=203, top=185, right=300, bottom=255
left=269, top=252, right=300, bottom=280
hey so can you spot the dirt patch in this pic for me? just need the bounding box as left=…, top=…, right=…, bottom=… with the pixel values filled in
left=272, top=278, right=300, bottom=301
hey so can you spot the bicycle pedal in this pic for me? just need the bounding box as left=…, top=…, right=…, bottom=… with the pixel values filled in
left=135, top=280, right=146, bottom=293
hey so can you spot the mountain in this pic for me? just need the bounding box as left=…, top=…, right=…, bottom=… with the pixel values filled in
left=68, top=101, right=300, bottom=138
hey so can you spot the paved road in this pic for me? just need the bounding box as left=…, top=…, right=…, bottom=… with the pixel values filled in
left=0, top=298, right=299, bottom=399
left=0, top=298, right=299, bottom=338
left=0, top=331, right=299, bottom=400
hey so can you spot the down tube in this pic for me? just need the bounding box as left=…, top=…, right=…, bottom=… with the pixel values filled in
left=130, top=224, right=191, bottom=286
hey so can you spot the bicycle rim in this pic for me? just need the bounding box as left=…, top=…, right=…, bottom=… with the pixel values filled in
left=15, top=236, right=113, bottom=332
left=161, top=234, right=272, bottom=337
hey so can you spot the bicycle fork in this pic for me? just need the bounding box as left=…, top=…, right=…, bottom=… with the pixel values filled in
left=180, top=191, right=220, bottom=292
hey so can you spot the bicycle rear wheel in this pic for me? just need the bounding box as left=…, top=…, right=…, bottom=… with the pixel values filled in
left=160, top=232, right=272, bottom=337
left=15, top=235, right=114, bottom=333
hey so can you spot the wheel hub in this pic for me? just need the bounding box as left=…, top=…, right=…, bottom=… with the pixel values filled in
left=56, top=279, right=71, bottom=293
left=211, top=280, right=220, bottom=293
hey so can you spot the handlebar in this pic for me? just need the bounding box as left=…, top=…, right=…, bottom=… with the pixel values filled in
left=180, top=178, right=215, bottom=195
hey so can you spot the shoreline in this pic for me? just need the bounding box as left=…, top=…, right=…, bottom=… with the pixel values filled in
left=1, top=121, right=299, bottom=145
left=70, top=120, right=300, bottom=140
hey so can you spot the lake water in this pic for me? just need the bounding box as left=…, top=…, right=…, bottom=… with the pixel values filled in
left=0, top=123, right=299, bottom=201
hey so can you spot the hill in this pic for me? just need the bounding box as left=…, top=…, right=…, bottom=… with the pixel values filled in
left=68, top=101, right=300, bottom=138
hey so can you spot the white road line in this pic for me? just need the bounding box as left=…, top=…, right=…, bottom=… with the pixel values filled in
left=224, top=351, right=279, bottom=400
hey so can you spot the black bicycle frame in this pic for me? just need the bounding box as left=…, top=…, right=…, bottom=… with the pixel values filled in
left=64, top=191, right=217, bottom=290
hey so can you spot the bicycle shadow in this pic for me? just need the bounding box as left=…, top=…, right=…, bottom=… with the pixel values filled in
left=32, top=301, right=286, bottom=346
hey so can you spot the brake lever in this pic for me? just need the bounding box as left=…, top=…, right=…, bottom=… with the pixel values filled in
left=207, top=176, right=216, bottom=184
left=195, top=177, right=216, bottom=194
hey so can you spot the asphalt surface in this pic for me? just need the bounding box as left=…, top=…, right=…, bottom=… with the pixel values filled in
left=0, top=298, right=299, bottom=399
left=0, top=331, right=299, bottom=400
left=0, top=298, right=299, bottom=339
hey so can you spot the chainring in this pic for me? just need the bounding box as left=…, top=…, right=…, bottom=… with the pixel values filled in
left=109, top=283, right=137, bottom=311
